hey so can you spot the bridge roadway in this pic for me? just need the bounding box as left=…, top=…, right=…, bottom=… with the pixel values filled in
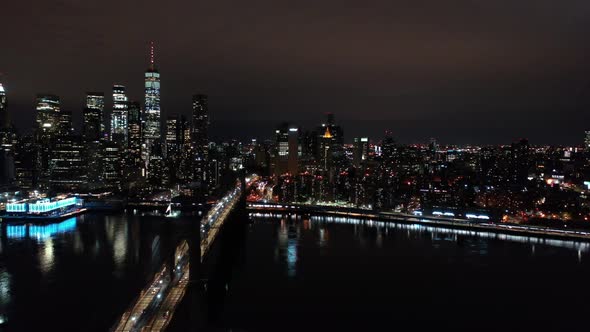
left=111, top=178, right=246, bottom=331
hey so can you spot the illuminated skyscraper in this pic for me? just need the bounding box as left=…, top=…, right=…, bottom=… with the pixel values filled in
left=0, top=82, right=15, bottom=185
left=86, top=92, right=105, bottom=136
left=127, top=101, right=142, bottom=157
left=273, top=123, right=300, bottom=176
left=57, top=111, right=73, bottom=136
left=192, top=94, right=209, bottom=185
left=83, top=107, right=102, bottom=142
left=0, top=83, right=7, bottom=129
left=102, top=141, right=122, bottom=189
left=166, top=115, right=179, bottom=157
left=34, top=94, right=61, bottom=189
left=316, top=113, right=343, bottom=173
left=125, top=101, right=144, bottom=181
left=353, top=137, right=369, bottom=168
left=35, top=94, right=60, bottom=135
left=584, top=130, right=590, bottom=149
left=111, top=85, right=128, bottom=144
left=144, top=42, right=161, bottom=152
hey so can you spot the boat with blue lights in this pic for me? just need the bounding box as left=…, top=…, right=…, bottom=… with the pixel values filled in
left=0, top=196, right=87, bottom=224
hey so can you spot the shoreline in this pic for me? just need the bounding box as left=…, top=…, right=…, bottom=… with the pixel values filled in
left=247, top=203, right=590, bottom=242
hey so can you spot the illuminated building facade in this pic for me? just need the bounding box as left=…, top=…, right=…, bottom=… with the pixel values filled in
left=14, top=135, right=36, bottom=190
left=127, top=101, right=142, bottom=160
left=86, top=92, right=105, bottom=136
left=102, top=140, right=122, bottom=189
left=111, top=85, right=128, bottom=144
left=0, top=83, right=6, bottom=129
left=0, top=82, right=16, bottom=186
left=192, top=94, right=209, bottom=187
left=273, top=123, right=300, bottom=177
left=125, top=101, right=144, bottom=182
left=143, top=42, right=161, bottom=154
left=83, top=107, right=102, bottom=142
left=353, top=137, right=369, bottom=168
left=49, top=134, right=85, bottom=191
left=316, top=113, right=344, bottom=175
left=166, top=114, right=190, bottom=158
left=35, top=94, right=61, bottom=189
left=35, top=94, right=60, bottom=136
left=166, top=115, right=179, bottom=157
left=5, top=197, right=82, bottom=216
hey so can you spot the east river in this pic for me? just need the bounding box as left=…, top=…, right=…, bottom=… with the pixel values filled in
left=0, top=211, right=589, bottom=331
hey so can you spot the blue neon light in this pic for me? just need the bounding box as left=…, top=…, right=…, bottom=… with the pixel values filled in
left=29, top=197, right=78, bottom=213
left=6, top=203, right=27, bottom=213
left=6, top=225, right=26, bottom=238
left=28, top=218, right=77, bottom=240
left=9, top=197, right=80, bottom=214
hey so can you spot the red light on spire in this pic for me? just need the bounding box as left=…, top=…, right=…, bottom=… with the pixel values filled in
left=149, top=41, right=155, bottom=70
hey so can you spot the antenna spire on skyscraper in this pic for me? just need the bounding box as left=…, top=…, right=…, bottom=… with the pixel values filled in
left=149, top=41, right=155, bottom=70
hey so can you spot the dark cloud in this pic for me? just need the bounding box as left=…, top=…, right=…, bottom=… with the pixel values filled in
left=2, top=0, right=590, bottom=144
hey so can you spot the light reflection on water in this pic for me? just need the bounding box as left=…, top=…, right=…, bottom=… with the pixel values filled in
left=275, top=219, right=298, bottom=277
left=6, top=217, right=77, bottom=240
left=0, top=213, right=190, bottom=331
left=0, top=269, right=9, bottom=326
left=250, top=212, right=590, bottom=253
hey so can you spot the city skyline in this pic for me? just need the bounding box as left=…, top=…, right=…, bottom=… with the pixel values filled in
left=3, top=1, right=590, bottom=144
left=3, top=2, right=590, bottom=331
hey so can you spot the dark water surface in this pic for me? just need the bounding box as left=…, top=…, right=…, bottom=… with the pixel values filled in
left=180, top=213, right=590, bottom=332
left=1, top=211, right=590, bottom=331
left=0, top=212, right=194, bottom=331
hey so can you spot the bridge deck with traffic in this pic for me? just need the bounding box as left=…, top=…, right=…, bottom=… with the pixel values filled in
left=111, top=177, right=248, bottom=331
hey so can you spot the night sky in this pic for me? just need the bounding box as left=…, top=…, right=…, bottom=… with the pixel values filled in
left=2, top=0, right=590, bottom=144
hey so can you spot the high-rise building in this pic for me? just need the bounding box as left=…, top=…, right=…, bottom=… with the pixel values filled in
left=111, top=85, right=128, bottom=144
left=353, top=137, right=369, bottom=168
left=584, top=130, right=590, bottom=150
left=166, top=115, right=179, bottom=157
left=127, top=101, right=142, bottom=158
left=102, top=140, right=122, bottom=189
left=273, top=124, right=300, bottom=177
left=83, top=107, right=102, bottom=142
left=381, top=131, right=396, bottom=164
left=35, top=94, right=61, bottom=189
left=124, top=101, right=144, bottom=183
left=0, top=83, right=7, bottom=129
left=14, top=135, right=37, bottom=190
left=144, top=42, right=161, bottom=152
left=511, top=138, right=530, bottom=186
left=317, top=113, right=343, bottom=156
left=35, top=94, right=60, bottom=135
left=49, top=134, right=85, bottom=191
left=86, top=92, right=105, bottom=136
left=0, top=82, right=16, bottom=186
left=192, top=94, right=209, bottom=186
left=165, top=115, right=190, bottom=157
left=316, top=113, right=343, bottom=174
left=57, top=111, right=73, bottom=136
